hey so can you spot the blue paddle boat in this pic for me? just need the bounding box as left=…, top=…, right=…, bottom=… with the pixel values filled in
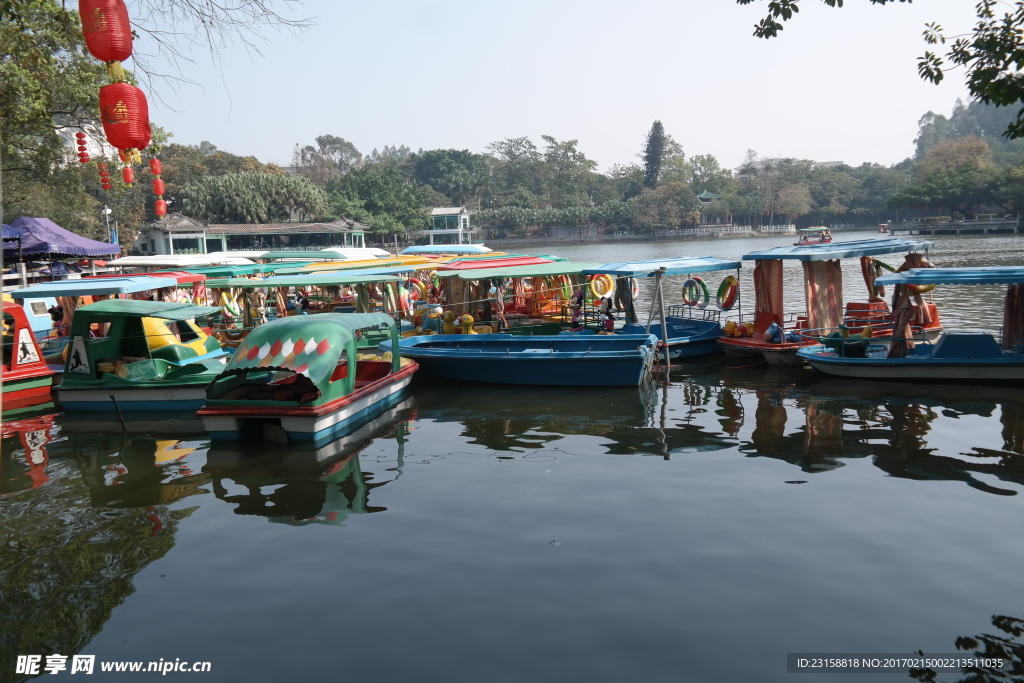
left=798, top=266, right=1024, bottom=382
left=380, top=333, right=657, bottom=386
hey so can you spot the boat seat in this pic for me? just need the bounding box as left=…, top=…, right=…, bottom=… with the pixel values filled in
left=931, top=330, right=1003, bottom=359
left=354, top=360, right=391, bottom=387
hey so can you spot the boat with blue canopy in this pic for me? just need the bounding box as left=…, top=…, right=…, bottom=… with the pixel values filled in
left=797, top=266, right=1024, bottom=381
left=55, top=300, right=231, bottom=411
left=722, top=238, right=942, bottom=365
left=793, top=227, right=832, bottom=246
left=583, top=257, right=742, bottom=361
left=198, top=313, right=418, bottom=444
left=10, top=275, right=181, bottom=345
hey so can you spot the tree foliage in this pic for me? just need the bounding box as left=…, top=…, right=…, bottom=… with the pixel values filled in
left=642, top=120, right=667, bottom=189
left=179, top=172, right=327, bottom=223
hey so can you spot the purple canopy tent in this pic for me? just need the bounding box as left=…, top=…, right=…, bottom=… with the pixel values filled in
left=3, top=216, right=120, bottom=259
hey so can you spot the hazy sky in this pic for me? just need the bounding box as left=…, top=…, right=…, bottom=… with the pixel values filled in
left=146, top=0, right=976, bottom=172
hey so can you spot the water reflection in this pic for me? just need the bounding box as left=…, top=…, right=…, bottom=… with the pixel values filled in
left=0, top=424, right=199, bottom=683
left=911, top=615, right=1024, bottom=682
left=413, top=382, right=738, bottom=457
left=1, top=411, right=57, bottom=496
left=204, top=401, right=415, bottom=525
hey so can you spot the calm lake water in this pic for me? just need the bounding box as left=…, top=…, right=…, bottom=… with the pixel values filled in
left=4, top=230, right=1024, bottom=682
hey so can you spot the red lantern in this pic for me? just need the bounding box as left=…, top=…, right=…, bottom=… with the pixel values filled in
left=99, top=83, right=151, bottom=163
left=75, top=131, right=87, bottom=139
left=97, top=162, right=108, bottom=170
left=154, top=199, right=167, bottom=216
left=79, top=154, right=91, bottom=164
left=149, top=158, right=162, bottom=175
left=152, top=178, right=165, bottom=196
left=101, top=183, right=112, bottom=190
left=122, top=167, right=134, bottom=185
left=77, top=145, right=88, bottom=153
left=79, top=0, right=133, bottom=81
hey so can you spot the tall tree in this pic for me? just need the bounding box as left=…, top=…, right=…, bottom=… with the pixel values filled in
left=642, top=120, right=667, bottom=189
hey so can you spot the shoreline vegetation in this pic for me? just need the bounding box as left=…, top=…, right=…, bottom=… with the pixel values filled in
left=6, top=2, right=1024, bottom=251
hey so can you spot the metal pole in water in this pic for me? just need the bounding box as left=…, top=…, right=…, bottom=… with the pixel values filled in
left=657, top=267, right=670, bottom=369
left=108, top=392, right=128, bottom=432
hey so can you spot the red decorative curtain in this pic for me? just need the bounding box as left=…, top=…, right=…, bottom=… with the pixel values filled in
left=753, top=260, right=783, bottom=317
left=1004, top=284, right=1024, bottom=350
left=802, top=259, right=843, bottom=332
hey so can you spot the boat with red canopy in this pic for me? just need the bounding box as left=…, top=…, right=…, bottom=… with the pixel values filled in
left=2, top=301, right=56, bottom=412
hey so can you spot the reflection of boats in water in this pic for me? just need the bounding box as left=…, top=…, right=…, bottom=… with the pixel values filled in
left=60, top=410, right=208, bottom=435
left=1, top=410, right=57, bottom=495
left=204, top=399, right=415, bottom=525
left=411, top=382, right=737, bottom=456
left=71, top=432, right=212, bottom=508
left=732, top=375, right=1024, bottom=493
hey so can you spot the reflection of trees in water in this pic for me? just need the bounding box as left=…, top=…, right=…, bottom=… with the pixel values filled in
left=0, top=450, right=192, bottom=683
left=910, top=615, right=1024, bottom=682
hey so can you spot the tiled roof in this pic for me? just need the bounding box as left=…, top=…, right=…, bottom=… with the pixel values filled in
left=430, top=207, right=468, bottom=216
left=154, top=216, right=370, bottom=234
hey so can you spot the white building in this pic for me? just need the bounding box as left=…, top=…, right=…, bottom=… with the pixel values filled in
left=422, top=207, right=475, bottom=245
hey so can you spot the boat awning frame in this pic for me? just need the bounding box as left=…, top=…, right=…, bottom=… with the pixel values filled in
left=206, top=274, right=403, bottom=288
left=742, top=238, right=934, bottom=261
left=75, top=300, right=221, bottom=320
left=401, top=245, right=493, bottom=254
left=453, top=262, right=605, bottom=280
left=10, top=276, right=173, bottom=299
left=877, top=266, right=1024, bottom=286
left=584, top=257, right=741, bottom=278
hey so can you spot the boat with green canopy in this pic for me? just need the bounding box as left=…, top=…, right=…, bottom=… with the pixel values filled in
left=55, top=300, right=230, bottom=411
left=198, top=313, right=418, bottom=444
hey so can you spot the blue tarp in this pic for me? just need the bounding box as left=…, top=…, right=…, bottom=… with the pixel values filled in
left=2, top=224, right=21, bottom=241
left=4, top=216, right=120, bottom=257
left=743, top=238, right=934, bottom=261
left=400, top=245, right=493, bottom=254
left=877, top=267, right=1024, bottom=286
left=585, top=257, right=741, bottom=277
left=10, top=276, right=171, bottom=299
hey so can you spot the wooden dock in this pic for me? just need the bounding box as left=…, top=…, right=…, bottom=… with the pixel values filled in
left=890, top=218, right=1020, bottom=236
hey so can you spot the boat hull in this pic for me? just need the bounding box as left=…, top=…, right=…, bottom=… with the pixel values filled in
left=387, top=334, right=656, bottom=387
left=1, top=376, right=54, bottom=412
left=201, top=369, right=415, bottom=444
left=56, top=384, right=209, bottom=411
left=804, top=357, right=1024, bottom=381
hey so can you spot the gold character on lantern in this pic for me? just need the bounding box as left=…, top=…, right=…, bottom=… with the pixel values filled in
left=103, top=100, right=130, bottom=125
left=84, top=8, right=108, bottom=33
